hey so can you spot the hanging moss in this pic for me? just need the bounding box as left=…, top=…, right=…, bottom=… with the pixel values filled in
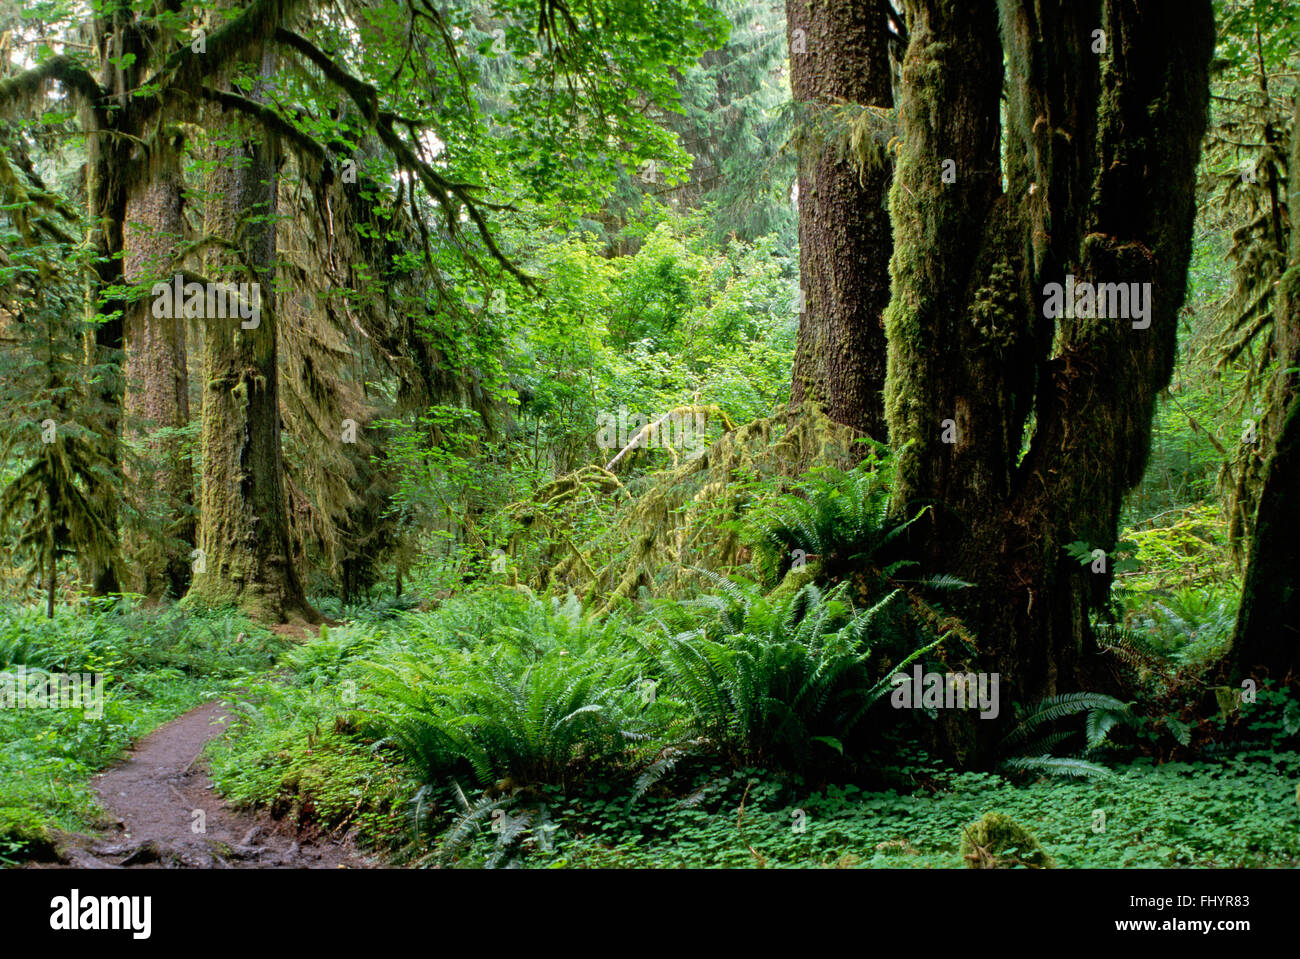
left=846, top=105, right=898, bottom=184
left=591, top=403, right=860, bottom=614
left=497, top=403, right=860, bottom=611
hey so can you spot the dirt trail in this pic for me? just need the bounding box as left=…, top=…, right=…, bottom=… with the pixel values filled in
left=37, top=699, right=377, bottom=869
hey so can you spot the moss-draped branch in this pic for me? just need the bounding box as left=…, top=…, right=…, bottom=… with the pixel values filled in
left=196, top=86, right=328, bottom=169
left=0, top=54, right=103, bottom=109
left=273, top=27, right=533, bottom=287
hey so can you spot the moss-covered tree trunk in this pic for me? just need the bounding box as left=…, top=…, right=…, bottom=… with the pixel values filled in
left=123, top=166, right=196, bottom=598
left=1231, top=96, right=1300, bottom=681
left=0, top=0, right=310, bottom=601
left=883, top=0, right=1213, bottom=763
left=1232, top=398, right=1300, bottom=681
left=84, top=171, right=126, bottom=598
left=186, top=44, right=318, bottom=624
left=786, top=0, right=893, bottom=438
left=46, top=472, right=57, bottom=619
left=82, top=4, right=141, bottom=596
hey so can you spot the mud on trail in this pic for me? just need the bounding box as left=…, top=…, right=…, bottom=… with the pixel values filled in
left=31, top=700, right=378, bottom=869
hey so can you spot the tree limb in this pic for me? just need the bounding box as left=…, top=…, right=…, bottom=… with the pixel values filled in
left=273, top=27, right=533, bottom=287
left=0, top=55, right=103, bottom=110
left=197, top=86, right=329, bottom=169
left=134, top=0, right=310, bottom=125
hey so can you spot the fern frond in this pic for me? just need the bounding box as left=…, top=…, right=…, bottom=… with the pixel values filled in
left=1001, top=693, right=1130, bottom=749
left=998, top=755, right=1114, bottom=779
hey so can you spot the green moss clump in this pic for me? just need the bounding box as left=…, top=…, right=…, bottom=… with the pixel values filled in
left=765, top=559, right=821, bottom=605
left=960, top=811, right=1055, bottom=868
left=970, top=259, right=1022, bottom=351
left=0, top=806, right=55, bottom=861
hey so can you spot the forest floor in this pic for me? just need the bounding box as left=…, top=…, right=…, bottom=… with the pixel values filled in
left=4, top=598, right=1298, bottom=869
left=27, top=699, right=377, bottom=869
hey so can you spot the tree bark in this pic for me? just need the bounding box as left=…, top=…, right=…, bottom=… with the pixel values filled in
left=81, top=5, right=139, bottom=596
left=123, top=166, right=196, bottom=598
left=186, top=43, right=319, bottom=624
left=84, top=182, right=125, bottom=598
left=787, top=0, right=893, bottom=439
left=1231, top=95, right=1300, bottom=681
left=1232, top=397, right=1300, bottom=681
left=46, top=472, right=57, bottom=619
left=883, top=0, right=1214, bottom=763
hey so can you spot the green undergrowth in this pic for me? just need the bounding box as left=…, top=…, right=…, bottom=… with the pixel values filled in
left=199, top=586, right=1300, bottom=868
left=517, top=753, right=1300, bottom=869
left=204, top=675, right=412, bottom=849
left=0, top=599, right=287, bottom=864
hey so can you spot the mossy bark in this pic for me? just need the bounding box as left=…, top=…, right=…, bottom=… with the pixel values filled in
left=1231, top=96, right=1300, bottom=681
left=123, top=167, right=195, bottom=598
left=1, top=0, right=307, bottom=600
left=883, top=0, right=1213, bottom=762
left=81, top=7, right=145, bottom=596
left=1232, top=398, right=1300, bottom=681
left=186, top=43, right=318, bottom=624
left=786, top=0, right=893, bottom=439
left=84, top=179, right=126, bottom=598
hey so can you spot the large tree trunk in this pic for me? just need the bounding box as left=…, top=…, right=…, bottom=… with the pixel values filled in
left=1231, top=95, right=1300, bottom=682
left=186, top=44, right=319, bottom=624
left=1232, top=398, right=1300, bottom=681
left=84, top=175, right=126, bottom=597
left=883, top=0, right=1213, bottom=763
left=882, top=0, right=1016, bottom=765
left=123, top=166, right=196, bottom=598
left=786, top=0, right=893, bottom=439
left=82, top=6, right=139, bottom=596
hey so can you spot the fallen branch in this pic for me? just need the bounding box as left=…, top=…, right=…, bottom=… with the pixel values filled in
left=604, top=405, right=737, bottom=473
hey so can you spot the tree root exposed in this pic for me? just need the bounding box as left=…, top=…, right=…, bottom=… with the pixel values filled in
left=48, top=829, right=273, bottom=869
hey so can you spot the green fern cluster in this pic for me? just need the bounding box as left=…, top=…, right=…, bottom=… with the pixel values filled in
left=365, top=593, right=644, bottom=788
left=361, top=581, right=948, bottom=863
left=428, top=781, right=564, bottom=868
left=1138, top=588, right=1238, bottom=665
left=747, top=448, right=923, bottom=584
left=638, top=573, right=945, bottom=770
